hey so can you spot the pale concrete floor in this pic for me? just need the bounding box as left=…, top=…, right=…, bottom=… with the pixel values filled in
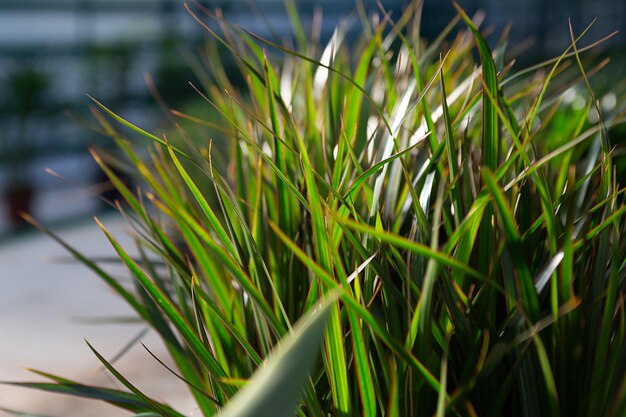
left=0, top=213, right=197, bottom=416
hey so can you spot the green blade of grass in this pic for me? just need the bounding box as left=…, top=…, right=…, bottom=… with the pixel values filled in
left=166, top=144, right=237, bottom=257
left=153, top=198, right=284, bottom=334
left=85, top=340, right=186, bottom=417
left=335, top=213, right=486, bottom=282
left=95, top=218, right=236, bottom=398
left=89, top=96, right=188, bottom=158
left=263, top=52, right=294, bottom=237
left=482, top=169, right=540, bottom=321
left=440, top=69, right=462, bottom=225
left=454, top=2, right=499, bottom=170
left=217, top=298, right=335, bottom=417
left=291, top=120, right=351, bottom=414
left=269, top=221, right=443, bottom=394
left=5, top=372, right=156, bottom=415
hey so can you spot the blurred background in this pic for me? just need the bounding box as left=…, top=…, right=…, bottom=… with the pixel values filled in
left=0, top=0, right=622, bottom=235
left=0, top=0, right=622, bottom=415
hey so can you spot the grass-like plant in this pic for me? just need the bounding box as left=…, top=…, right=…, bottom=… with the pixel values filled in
left=10, top=1, right=626, bottom=416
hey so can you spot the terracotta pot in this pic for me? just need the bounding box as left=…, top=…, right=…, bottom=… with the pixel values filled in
left=4, top=184, right=35, bottom=227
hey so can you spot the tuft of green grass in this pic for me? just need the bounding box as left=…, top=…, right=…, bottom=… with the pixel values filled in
left=11, top=1, right=626, bottom=416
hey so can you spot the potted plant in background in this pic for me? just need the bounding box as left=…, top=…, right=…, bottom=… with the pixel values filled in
left=0, top=62, right=50, bottom=228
